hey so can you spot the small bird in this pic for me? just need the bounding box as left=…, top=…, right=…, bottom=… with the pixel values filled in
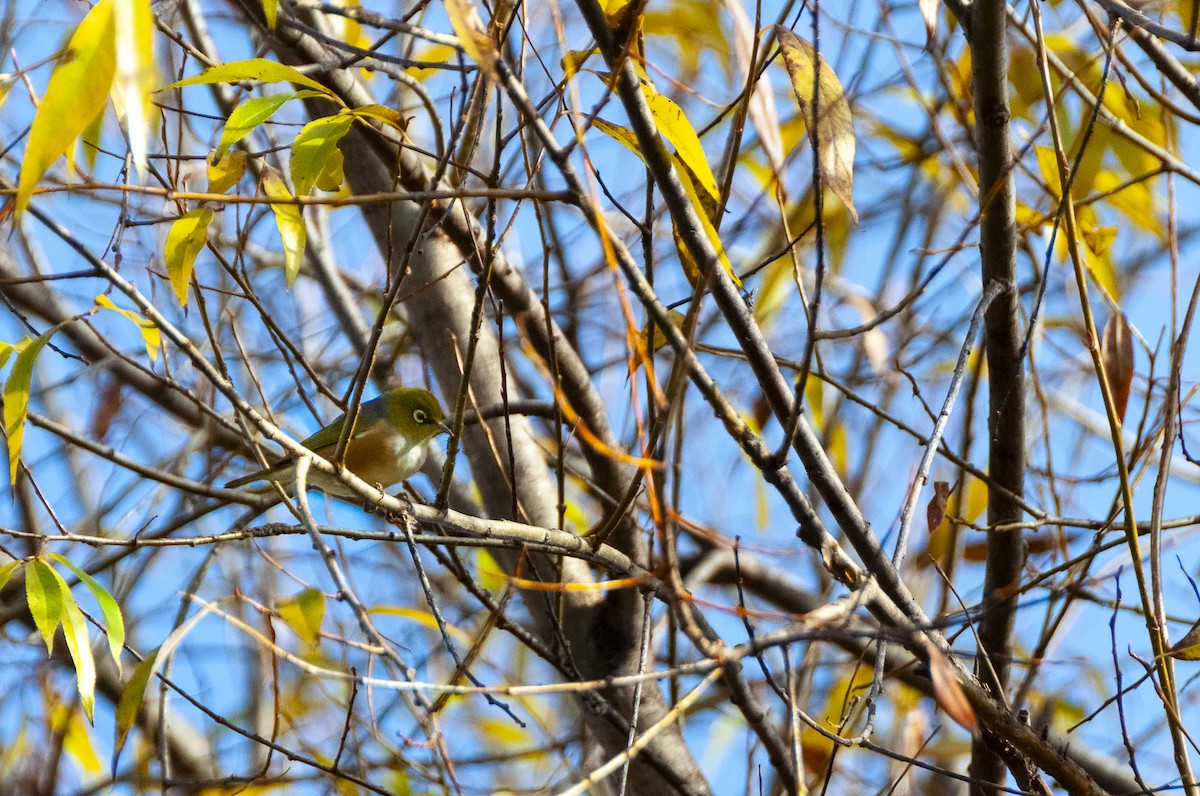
left=224, top=387, right=449, bottom=498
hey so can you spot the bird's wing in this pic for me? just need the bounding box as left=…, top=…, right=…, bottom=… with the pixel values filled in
left=297, top=398, right=387, bottom=454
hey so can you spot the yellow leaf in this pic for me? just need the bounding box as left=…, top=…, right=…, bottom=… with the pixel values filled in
left=47, top=552, right=126, bottom=672
left=406, top=44, right=458, bottom=81
left=291, top=114, right=354, bottom=195
left=349, top=104, right=408, bottom=131
left=114, top=648, right=158, bottom=767
left=774, top=25, right=857, bottom=222
left=80, top=108, right=104, bottom=171
left=54, top=703, right=102, bottom=774
left=112, top=0, right=154, bottom=175
left=276, top=588, right=325, bottom=648
left=590, top=116, right=740, bottom=289
left=17, top=0, right=117, bottom=213
left=95, top=294, right=161, bottom=362
left=207, top=149, right=246, bottom=194
left=59, top=594, right=97, bottom=722
left=561, top=48, right=598, bottom=79
left=262, top=0, right=278, bottom=28
left=369, top=605, right=472, bottom=644
left=162, top=58, right=335, bottom=98
left=445, top=0, right=498, bottom=75
left=4, top=326, right=63, bottom=483
left=262, top=168, right=306, bottom=287
left=162, top=209, right=212, bottom=307
left=641, top=85, right=719, bottom=205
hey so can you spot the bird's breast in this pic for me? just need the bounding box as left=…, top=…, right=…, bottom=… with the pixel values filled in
left=341, top=421, right=427, bottom=488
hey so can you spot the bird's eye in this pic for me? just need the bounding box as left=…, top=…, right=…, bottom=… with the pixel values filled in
left=413, top=409, right=428, bottom=424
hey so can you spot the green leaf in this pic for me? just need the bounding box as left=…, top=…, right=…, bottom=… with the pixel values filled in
left=217, top=90, right=325, bottom=155
left=113, top=647, right=159, bottom=772
left=262, top=169, right=306, bottom=287
left=17, top=0, right=117, bottom=213
left=162, top=58, right=335, bottom=98
left=206, top=149, right=247, bottom=194
left=276, top=587, right=325, bottom=648
left=4, top=325, right=64, bottom=484
left=94, top=295, right=161, bottom=362
left=162, top=208, right=213, bottom=307
left=25, top=560, right=63, bottom=654
left=47, top=553, right=125, bottom=673
left=291, top=114, right=354, bottom=196
left=59, top=591, right=97, bottom=722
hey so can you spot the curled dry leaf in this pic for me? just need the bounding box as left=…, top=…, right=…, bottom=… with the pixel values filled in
left=926, top=641, right=978, bottom=735
left=774, top=25, right=857, bottom=222
left=926, top=481, right=951, bottom=537
left=919, top=0, right=940, bottom=42
left=1100, top=312, right=1134, bottom=423
left=1167, top=620, right=1200, bottom=661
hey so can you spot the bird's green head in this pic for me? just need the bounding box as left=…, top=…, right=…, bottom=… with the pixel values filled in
left=385, top=387, right=449, bottom=442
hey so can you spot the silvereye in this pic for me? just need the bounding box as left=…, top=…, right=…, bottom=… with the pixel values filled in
left=225, top=387, right=449, bottom=498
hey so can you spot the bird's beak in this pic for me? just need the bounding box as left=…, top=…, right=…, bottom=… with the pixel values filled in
left=438, top=421, right=454, bottom=436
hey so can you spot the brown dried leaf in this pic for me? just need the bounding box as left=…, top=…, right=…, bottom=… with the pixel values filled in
left=919, top=0, right=940, bottom=42
left=927, top=641, right=978, bottom=735
left=1101, top=313, right=1134, bottom=423
left=926, top=481, right=951, bottom=537
left=1168, top=620, right=1200, bottom=661
left=774, top=25, right=857, bottom=222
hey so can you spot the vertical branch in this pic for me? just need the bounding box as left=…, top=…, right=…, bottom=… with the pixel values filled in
left=967, top=0, right=1025, bottom=791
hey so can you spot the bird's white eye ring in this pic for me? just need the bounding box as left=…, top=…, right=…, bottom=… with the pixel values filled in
left=413, top=409, right=428, bottom=423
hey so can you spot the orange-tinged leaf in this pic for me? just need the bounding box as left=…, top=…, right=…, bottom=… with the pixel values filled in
left=163, top=58, right=334, bottom=98
left=94, top=295, right=161, bottom=362
left=774, top=25, right=857, bottom=222
left=163, top=209, right=211, bottom=307
left=17, top=0, right=117, bottom=214
left=262, top=169, right=306, bottom=287
left=4, top=326, right=63, bottom=483
left=207, top=149, right=246, bottom=194
left=445, top=0, right=498, bottom=75
left=927, top=641, right=977, bottom=735
left=291, top=114, right=354, bottom=195
left=112, top=0, right=154, bottom=175
left=1101, top=313, right=1134, bottom=423
left=276, top=588, right=324, bottom=648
